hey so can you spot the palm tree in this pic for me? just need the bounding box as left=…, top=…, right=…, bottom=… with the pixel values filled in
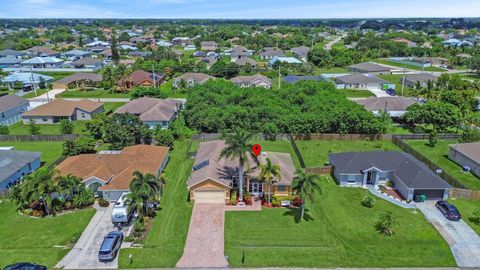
left=129, top=171, right=162, bottom=219
left=220, top=129, right=256, bottom=204
left=375, top=211, right=398, bottom=236
left=57, top=174, right=83, bottom=200
left=412, top=81, right=423, bottom=101
left=291, top=170, right=321, bottom=221
left=22, top=168, right=61, bottom=215
left=258, top=158, right=281, bottom=204
left=472, top=81, right=480, bottom=97
left=421, top=80, right=437, bottom=101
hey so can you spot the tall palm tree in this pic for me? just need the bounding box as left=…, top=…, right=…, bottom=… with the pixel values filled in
left=412, top=81, right=423, bottom=101
left=292, top=170, right=321, bottom=221
left=22, top=168, right=60, bottom=215
left=258, top=158, right=281, bottom=204
left=129, top=171, right=161, bottom=218
left=421, top=80, right=437, bottom=101
left=220, top=129, right=256, bottom=203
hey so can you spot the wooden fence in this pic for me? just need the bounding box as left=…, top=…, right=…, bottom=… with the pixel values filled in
left=305, top=166, right=332, bottom=175
left=449, top=188, right=480, bottom=201
left=0, top=134, right=79, bottom=142
left=391, top=137, right=466, bottom=189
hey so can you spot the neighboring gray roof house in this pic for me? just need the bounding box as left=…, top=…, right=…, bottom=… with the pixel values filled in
left=283, top=75, right=324, bottom=84
left=403, top=73, right=439, bottom=87
left=0, top=57, right=23, bottom=68
left=230, top=45, right=250, bottom=60
left=334, top=73, right=394, bottom=90
left=230, top=74, right=272, bottom=89
left=329, top=151, right=451, bottom=201
left=0, top=149, right=41, bottom=189
left=27, top=46, right=60, bottom=57
left=260, top=48, right=285, bottom=59
left=173, top=73, right=215, bottom=88
left=235, top=57, right=257, bottom=67
left=354, top=97, right=417, bottom=117
left=0, top=95, right=29, bottom=126
left=449, top=143, right=480, bottom=178
left=54, top=73, right=103, bottom=89
left=349, top=62, right=392, bottom=74
left=0, top=49, right=27, bottom=58
left=62, top=49, right=91, bottom=59
left=70, top=57, right=103, bottom=69
left=200, top=41, right=218, bottom=51
left=290, top=46, right=310, bottom=60
left=115, top=97, right=183, bottom=129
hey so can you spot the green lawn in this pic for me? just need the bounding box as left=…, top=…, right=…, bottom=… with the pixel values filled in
left=225, top=177, right=455, bottom=268
left=375, top=60, right=447, bottom=72
left=159, top=80, right=187, bottom=99
left=23, top=89, right=48, bottom=98
left=341, top=89, right=375, bottom=98
left=253, top=140, right=302, bottom=170
left=8, top=121, right=88, bottom=135
left=377, top=74, right=413, bottom=96
left=119, top=141, right=194, bottom=268
left=448, top=198, right=480, bottom=236
left=57, top=89, right=130, bottom=99
left=296, top=140, right=400, bottom=168
left=0, top=141, right=64, bottom=168
left=0, top=201, right=95, bottom=268
left=39, top=71, right=79, bottom=81
left=406, top=140, right=480, bottom=190
left=387, top=124, right=413, bottom=135
left=103, top=102, right=127, bottom=113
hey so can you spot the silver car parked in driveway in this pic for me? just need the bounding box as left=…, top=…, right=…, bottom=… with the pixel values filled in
left=98, top=231, right=124, bottom=262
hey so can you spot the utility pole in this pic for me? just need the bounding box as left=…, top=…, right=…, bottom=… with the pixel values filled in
left=152, top=65, right=156, bottom=88
left=421, top=51, right=427, bottom=73
left=30, top=66, right=37, bottom=96
left=401, top=65, right=407, bottom=96
left=278, top=65, right=281, bottom=89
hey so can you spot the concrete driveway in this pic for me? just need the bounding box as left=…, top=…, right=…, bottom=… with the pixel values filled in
left=56, top=203, right=127, bottom=269
left=367, top=88, right=391, bottom=97
left=418, top=201, right=480, bottom=268
left=176, top=203, right=228, bottom=268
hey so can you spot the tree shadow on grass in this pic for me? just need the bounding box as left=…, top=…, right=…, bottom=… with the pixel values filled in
left=282, top=207, right=314, bottom=224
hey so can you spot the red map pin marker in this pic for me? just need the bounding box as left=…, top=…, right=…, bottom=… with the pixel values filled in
left=252, top=144, right=261, bottom=157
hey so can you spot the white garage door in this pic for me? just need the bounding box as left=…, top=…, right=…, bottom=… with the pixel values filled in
left=194, top=190, right=225, bottom=204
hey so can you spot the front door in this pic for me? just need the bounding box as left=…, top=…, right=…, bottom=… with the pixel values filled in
left=249, top=180, right=263, bottom=195
left=366, top=171, right=375, bottom=185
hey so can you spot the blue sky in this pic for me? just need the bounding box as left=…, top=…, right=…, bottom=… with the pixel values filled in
left=1, top=0, right=480, bottom=19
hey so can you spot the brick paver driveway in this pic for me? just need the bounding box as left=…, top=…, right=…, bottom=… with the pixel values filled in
left=176, top=203, right=229, bottom=268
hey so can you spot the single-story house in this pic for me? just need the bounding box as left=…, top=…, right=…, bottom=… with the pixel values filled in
left=260, top=48, right=285, bottom=60
left=172, top=37, right=191, bottom=47
left=20, top=57, right=64, bottom=68
left=0, top=49, right=27, bottom=59
left=349, top=62, right=392, bottom=75
left=234, top=57, right=257, bottom=68
left=283, top=75, right=324, bottom=84
left=157, top=40, right=173, bottom=47
left=99, top=48, right=112, bottom=59
left=201, top=41, right=218, bottom=51
left=0, top=57, right=23, bottom=68
left=449, top=143, right=480, bottom=178
left=231, top=74, right=272, bottom=89
left=290, top=46, right=310, bottom=61
left=128, top=51, right=152, bottom=58
left=1, top=72, right=53, bottom=91
left=52, top=73, right=103, bottom=89
left=115, top=97, right=183, bottom=129
left=86, top=40, right=110, bottom=48
left=27, top=46, right=60, bottom=57
left=0, top=95, right=29, bottom=126
left=329, top=151, right=451, bottom=200
left=354, top=97, right=417, bottom=117
left=116, top=70, right=165, bottom=90
left=173, top=73, right=215, bottom=88
left=335, top=74, right=395, bottom=90
left=70, top=57, right=103, bottom=70
left=22, top=99, right=104, bottom=124
left=230, top=45, right=251, bottom=60
left=268, top=56, right=302, bottom=66
left=0, top=148, right=41, bottom=189
left=89, top=45, right=108, bottom=53
left=187, top=140, right=295, bottom=203
left=62, top=49, right=91, bottom=60
left=403, top=73, right=439, bottom=88
left=56, top=145, right=170, bottom=201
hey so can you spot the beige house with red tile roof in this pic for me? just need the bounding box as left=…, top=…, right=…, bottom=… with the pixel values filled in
left=57, top=145, right=170, bottom=201
left=22, top=99, right=104, bottom=124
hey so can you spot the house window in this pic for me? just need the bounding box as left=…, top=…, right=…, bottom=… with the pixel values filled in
left=42, top=118, right=48, bottom=122
left=347, top=175, right=357, bottom=184
left=277, top=185, right=286, bottom=192
left=232, top=176, right=238, bottom=188
left=81, top=113, right=86, bottom=118
left=28, top=163, right=32, bottom=171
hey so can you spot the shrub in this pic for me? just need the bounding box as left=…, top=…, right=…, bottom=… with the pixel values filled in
left=29, top=120, right=40, bottom=135
left=292, top=196, right=304, bottom=207
left=63, top=137, right=96, bottom=156
left=470, top=208, right=480, bottom=226
left=375, top=211, right=398, bottom=236
left=59, top=119, right=74, bottom=134
left=98, top=198, right=110, bottom=207
left=386, top=180, right=394, bottom=187
left=361, top=196, right=376, bottom=208
left=155, top=128, right=174, bottom=148
left=271, top=196, right=281, bottom=207
left=0, top=125, right=9, bottom=135
left=134, top=220, right=145, bottom=232
left=124, top=235, right=135, bottom=242
left=230, top=191, right=237, bottom=205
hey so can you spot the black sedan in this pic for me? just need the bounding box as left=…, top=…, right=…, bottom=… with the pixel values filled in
left=435, top=201, right=462, bottom=221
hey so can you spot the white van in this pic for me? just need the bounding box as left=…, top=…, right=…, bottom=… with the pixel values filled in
left=111, top=192, right=135, bottom=225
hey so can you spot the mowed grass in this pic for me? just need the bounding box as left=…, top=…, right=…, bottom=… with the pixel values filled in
left=448, top=198, right=480, bottom=236
left=341, top=89, right=375, bottom=98
left=406, top=140, right=480, bottom=190
left=103, top=102, right=127, bottom=113
left=377, top=74, right=413, bottom=96
left=296, top=140, right=401, bottom=167
left=0, top=141, right=64, bottom=167
left=57, top=89, right=130, bottom=98
left=0, top=201, right=95, bottom=268
left=375, top=59, right=447, bottom=72
left=225, top=177, right=455, bottom=268
left=119, top=141, right=194, bottom=268
left=7, top=121, right=88, bottom=135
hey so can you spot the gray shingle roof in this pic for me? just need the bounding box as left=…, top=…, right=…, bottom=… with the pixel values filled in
left=404, top=73, right=439, bottom=84
left=335, top=74, right=387, bottom=84
left=0, top=150, right=41, bottom=182
left=354, top=97, right=417, bottom=111
left=115, top=97, right=181, bottom=122
left=0, top=95, right=29, bottom=113
left=329, top=151, right=451, bottom=189
left=349, top=62, right=392, bottom=73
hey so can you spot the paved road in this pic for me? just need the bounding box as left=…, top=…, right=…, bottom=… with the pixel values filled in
left=176, top=203, right=228, bottom=268
left=324, top=35, right=345, bottom=51
left=418, top=201, right=480, bottom=268
left=56, top=203, right=126, bottom=269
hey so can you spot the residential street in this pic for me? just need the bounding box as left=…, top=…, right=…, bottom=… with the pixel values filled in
left=55, top=203, right=126, bottom=269
left=418, top=201, right=480, bottom=268
left=176, top=203, right=229, bottom=268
